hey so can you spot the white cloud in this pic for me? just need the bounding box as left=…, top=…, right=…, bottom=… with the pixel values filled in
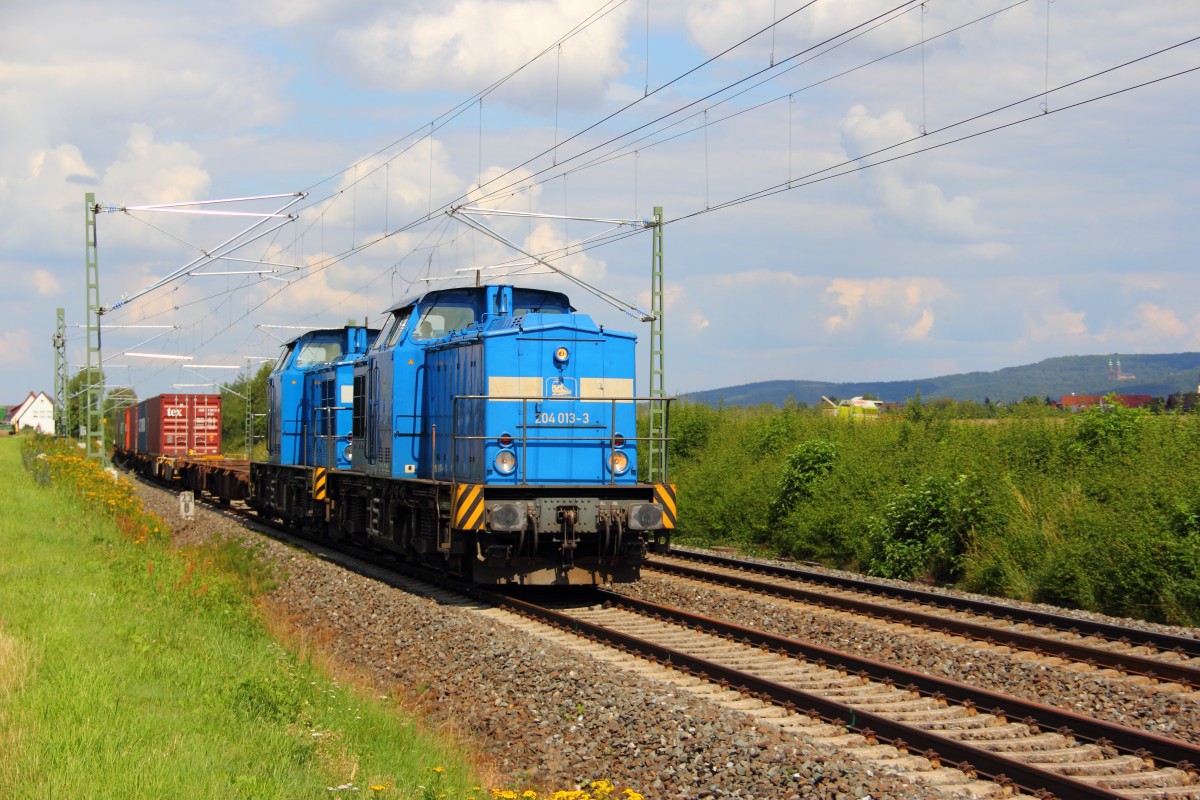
left=901, top=308, right=935, bottom=342
left=0, top=330, right=35, bottom=369
left=1023, top=308, right=1090, bottom=343
left=683, top=0, right=920, bottom=62
left=323, top=0, right=633, bottom=110
left=32, top=270, right=61, bottom=297
left=0, top=143, right=96, bottom=257
left=823, top=277, right=949, bottom=340
left=960, top=242, right=1013, bottom=261
left=840, top=104, right=918, bottom=157
left=1120, top=302, right=1190, bottom=344
left=714, top=269, right=821, bottom=291
left=102, top=124, right=211, bottom=208
left=524, top=222, right=607, bottom=280
left=839, top=104, right=995, bottom=241
left=1119, top=274, right=1168, bottom=292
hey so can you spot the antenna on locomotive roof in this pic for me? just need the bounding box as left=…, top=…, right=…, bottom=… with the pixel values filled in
left=449, top=205, right=655, bottom=322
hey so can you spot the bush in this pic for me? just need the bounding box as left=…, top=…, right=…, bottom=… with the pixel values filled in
left=668, top=401, right=1200, bottom=623
left=771, top=440, right=837, bottom=515
left=862, top=474, right=986, bottom=582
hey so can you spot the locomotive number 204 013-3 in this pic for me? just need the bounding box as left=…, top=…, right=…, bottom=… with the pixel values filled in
left=533, top=411, right=590, bottom=425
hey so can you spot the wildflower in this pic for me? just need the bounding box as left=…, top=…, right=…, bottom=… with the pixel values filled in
left=432, top=766, right=445, bottom=774
left=523, top=792, right=538, bottom=800
left=370, top=786, right=386, bottom=793
left=622, top=791, right=645, bottom=800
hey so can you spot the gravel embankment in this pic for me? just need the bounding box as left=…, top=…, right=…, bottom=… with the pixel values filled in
left=131, top=481, right=942, bottom=799
left=620, top=563, right=1200, bottom=743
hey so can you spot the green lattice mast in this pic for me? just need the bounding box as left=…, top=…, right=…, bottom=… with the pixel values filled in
left=54, top=307, right=67, bottom=437
left=84, top=193, right=105, bottom=461
left=647, top=206, right=666, bottom=483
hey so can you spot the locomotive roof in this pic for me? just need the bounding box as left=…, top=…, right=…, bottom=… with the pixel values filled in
left=281, top=325, right=378, bottom=346
left=382, top=284, right=574, bottom=315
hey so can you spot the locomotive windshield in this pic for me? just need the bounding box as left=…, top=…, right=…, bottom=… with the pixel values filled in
left=413, top=303, right=475, bottom=341
left=295, top=340, right=343, bottom=367
left=512, top=289, right=570, bottom=316
left=271, top=342, right=295, bottom=373
left=377, top=306, right=413, bottom=349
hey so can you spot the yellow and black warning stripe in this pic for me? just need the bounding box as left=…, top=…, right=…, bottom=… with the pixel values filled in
left=654, top=483, right=677, bottom=529
left=312, top=467, right=327, bottom=501
left=452, top=483, right=485, bottom=532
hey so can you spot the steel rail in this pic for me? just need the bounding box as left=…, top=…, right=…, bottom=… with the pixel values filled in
left=662, top=548, right=1200, bottom=658
left=480, top=588, right=1200, bottom=800
left=646, top=557, right=1200, bottom=686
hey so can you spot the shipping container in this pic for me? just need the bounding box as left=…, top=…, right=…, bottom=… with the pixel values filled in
left=136, top=393, right=222, bottom=456
left=114, top=404, right=137, bottom=452
left=137, top=401, right=149, bottom=453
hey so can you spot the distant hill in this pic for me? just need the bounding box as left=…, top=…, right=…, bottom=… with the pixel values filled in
left=682, top=353, right=1200, bottom=407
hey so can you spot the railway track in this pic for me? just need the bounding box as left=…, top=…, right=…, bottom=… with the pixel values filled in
left=164, top=484, right=1200, bottom=797
left=644, top=549, right=1200, bottom=688
left=489, top=589, right=1200, bottom=800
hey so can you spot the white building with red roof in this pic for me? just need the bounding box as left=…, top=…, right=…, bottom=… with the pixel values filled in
left=9, top=391, right=55, bottom=435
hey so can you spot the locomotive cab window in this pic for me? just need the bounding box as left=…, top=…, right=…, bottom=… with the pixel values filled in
left=413, top=303, right=475, bottom=341
left=272, top=343, right=295, bottom=373
left=378, top=306, right=413, bottom=349
left=295, top=340, right=344, bottom=368
left=512, top=289, right=570, bottom=317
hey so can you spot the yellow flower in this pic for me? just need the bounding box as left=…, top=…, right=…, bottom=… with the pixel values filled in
left=432, top=766, right=445, bottom=774
left=622, top=790, right=645, bottom=800
left=370, top=785, right=386, bottom=793
left=522, top=792, right=537, bottom=800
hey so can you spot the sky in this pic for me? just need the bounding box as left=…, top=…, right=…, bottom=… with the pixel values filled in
left=2, top=0, right=1198, bottom=405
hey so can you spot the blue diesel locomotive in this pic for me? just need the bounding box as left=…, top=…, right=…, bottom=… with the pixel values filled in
left=250, top=283, right=674, bottom=585
left=254, top=324, right=377, bottom=519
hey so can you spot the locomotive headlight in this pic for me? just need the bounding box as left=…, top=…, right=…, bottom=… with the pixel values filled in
left=494, top=450, right=517, bottom=474
left=608, top=450, right=630, bottom=475
left=342, top=443, right=354, bottom=462
left=553, top=346, right=569, bottom=365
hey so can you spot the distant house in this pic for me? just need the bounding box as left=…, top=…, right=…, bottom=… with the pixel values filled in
left=9, top=391, right=56, bottom=435
left=1057, top=393, right=1154, bottom=412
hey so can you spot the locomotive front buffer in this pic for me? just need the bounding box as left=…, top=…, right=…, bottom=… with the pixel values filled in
left=455, top=483, right=675, bottom=585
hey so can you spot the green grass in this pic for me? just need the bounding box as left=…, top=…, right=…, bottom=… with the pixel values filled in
left=0, top=437, right=482, bottom=799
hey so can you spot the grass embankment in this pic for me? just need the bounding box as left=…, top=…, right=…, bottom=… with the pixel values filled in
left=0, top=435, right=478, bottom=799
left=670, top=400, right=1200, bottom=626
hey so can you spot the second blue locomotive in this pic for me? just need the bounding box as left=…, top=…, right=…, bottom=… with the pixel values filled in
left=251, top=283, right=674, bottom=585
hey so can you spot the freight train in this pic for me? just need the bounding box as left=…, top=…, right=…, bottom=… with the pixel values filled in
left=113, top=283, right=675, bottom=585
